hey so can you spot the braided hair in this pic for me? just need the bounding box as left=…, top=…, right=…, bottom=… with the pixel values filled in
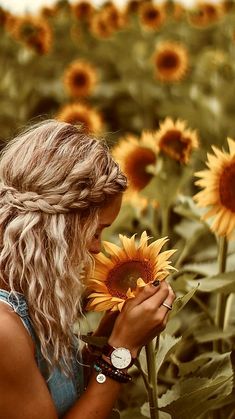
left=0, top=120, right=127, bottom=373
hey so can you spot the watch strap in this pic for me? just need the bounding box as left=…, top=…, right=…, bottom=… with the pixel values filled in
left=102, top=343, right=116, bottom=357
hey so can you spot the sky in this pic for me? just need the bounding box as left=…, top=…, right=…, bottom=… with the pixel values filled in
left=0, top=0, right=221, bottom=15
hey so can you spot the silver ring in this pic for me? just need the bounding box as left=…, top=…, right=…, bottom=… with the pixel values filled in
left=162, top=302, right=172, bottom=310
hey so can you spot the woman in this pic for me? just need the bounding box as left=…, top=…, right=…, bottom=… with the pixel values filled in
left=0, top=120, right=175, bottom=419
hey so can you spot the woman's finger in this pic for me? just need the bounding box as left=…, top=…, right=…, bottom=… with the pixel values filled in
left=122, top=280, right=162, bottom=311
left=139, top=281, right=170, bottom=312
left=156, top=284, right=176, bottom=317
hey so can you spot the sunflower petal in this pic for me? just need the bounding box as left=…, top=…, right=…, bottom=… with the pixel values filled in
left=137, top=277, right=147, bottom=287
left=102, top=241, right=126, bottom=260
left=227, top=137, right=235, bottom=156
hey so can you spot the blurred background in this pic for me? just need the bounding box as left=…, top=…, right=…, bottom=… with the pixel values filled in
left=1, top=2, right=235, bottom=417
left=0, top=0, right=234, bottom=151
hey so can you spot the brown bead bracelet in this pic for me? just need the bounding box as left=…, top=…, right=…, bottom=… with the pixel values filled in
left=93, top=357, right=132, bottom=384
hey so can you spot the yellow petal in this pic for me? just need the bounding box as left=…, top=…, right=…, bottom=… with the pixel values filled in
left=137, top=277, right=147, bottom=287
left=227, top=137, right=235, bottom=156
left=119, top=234, right=136, bottom=258
left=89, top=299, right=117, bottom=312
left=126, top=288, right=135, bottom=298
left=102, top=241, right=126, bottom=261
left=94, top=252, right=114, bottom=268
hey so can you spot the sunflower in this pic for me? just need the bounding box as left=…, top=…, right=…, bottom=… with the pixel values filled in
left=63, top=60, right=97, bottom=98
left=101, top=3, right=127, bottom=31
left=0, top=6, right=8, bottom=27
left=187, top=2, right=223, bottom=28
left=163, top=1, right=185, bottom=20
left=56, top=103, right=103, bottom=133
left=10, top=16, right=52, bottom=54
left=89, top=11, right=114, bottom=38
left=40, top=6, right=58, bottom=18
left=139, top=2, right=166, bottom=30
left=125, top=0, right=141, bottom=15
left=153, top=41, right=189, bottom=83
left=4, top=12, right=17, bottom=32
left=112, top=132, right=157, bottom=192
left=221, top=1, right=235, bottom=13
left=71, top=1, right=95, bottom=21
left=86, top=231, right=176, bottom=311
left=155, top=117, right=199, bottom=164
left=194, top=138, right=235, bottom=239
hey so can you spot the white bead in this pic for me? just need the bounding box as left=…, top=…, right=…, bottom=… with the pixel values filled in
left=96, top=373, right=106, bottom=384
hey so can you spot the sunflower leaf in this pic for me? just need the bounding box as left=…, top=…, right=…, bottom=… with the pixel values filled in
left=155, top=334, right=182, bottom=374
left=141, top=403, right=171, bottom=419
left=170, top=285, right=199, bottom=317
left=193, top=326, right=235, bottom=343
left=188, top=272, right=235, bottom=293
left=158, top=352, right=233, bottom=418
left=80, top=335, right=108, bottom=347
left=121, top=407, right=146, bottom=419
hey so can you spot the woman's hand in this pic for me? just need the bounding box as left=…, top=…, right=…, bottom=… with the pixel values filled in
left=108, top=280, right=175, bottom=358
left=92, top=311, right=119, bottom=338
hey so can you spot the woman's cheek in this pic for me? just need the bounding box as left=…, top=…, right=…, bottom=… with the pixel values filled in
left=88, top=236, right=101, bottom=254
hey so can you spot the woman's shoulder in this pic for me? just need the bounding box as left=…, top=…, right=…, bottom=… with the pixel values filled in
left=0, top=302, right=35, bottom=372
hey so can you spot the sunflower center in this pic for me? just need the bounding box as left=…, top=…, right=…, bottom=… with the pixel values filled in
left=20, top=23, right=39, bottom=39
left=219, top=160, right=235, bottom=212
left=125, top=147, right=156, bottom=190
left=204, top=5, right=217, bottom=18
left=106, top=260, right=152, bottom=299
left=145, top=8, right=160, bottom=21
left=160, top=130, right=189, bottom=159
left=127, top=1, right=140, bottom=13
left=73, top=73, right=88, bottom=87
left=78, top=3, right=91, bottom=14
left=157, top=51, right=179, bottom=70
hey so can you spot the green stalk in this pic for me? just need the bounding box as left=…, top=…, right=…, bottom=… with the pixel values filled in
left=212, top=237, right=228, bottom=419
left=145, top=340, right=159, bottom=419
left=134, top=358, right=150, bottom=393
left=213, top=236, right=228, bottom=353
left=161, top=206, right=170, bottom=249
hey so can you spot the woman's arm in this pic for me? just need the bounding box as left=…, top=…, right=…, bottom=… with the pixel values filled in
left=0, top=281, right=175, bottom=419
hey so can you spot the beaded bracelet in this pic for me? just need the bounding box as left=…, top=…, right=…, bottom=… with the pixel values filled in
left=94, top=364, right=131, bottom=384
left=93, top=358, right=132, bottom=384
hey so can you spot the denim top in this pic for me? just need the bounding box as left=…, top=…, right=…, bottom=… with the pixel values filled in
left=0, top=289, right=84, bottom=418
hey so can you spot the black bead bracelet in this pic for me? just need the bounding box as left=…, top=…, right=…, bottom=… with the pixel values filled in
left=93, top=358, right=132, bottom=384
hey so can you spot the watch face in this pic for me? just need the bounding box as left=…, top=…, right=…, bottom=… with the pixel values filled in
left=111, top=347, right=132, bottom=369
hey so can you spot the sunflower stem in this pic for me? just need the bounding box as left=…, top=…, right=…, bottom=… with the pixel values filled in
left=213, top=236, right=228, bottom=354
left=145, top=340, right=159, bottom=419
left=161, top=206, right=170, bottom=246
left=134, top=358, right=151, bottom=392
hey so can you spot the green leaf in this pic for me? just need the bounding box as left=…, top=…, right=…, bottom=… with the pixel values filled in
left=193, top=327, right=235, bottom=343
left=121, top=407, right=146, bottom=419
left=156, top=334, right=182, bottom=374
left=173, top=195, right=203, bottom=222
left=141, top=403, right=171, bottom=418
left=80, top=335, right=108, bottom=348
left=178, top=354, right=211, bottom=377
left=188, top=272, right=235, bottom=294
left=170, top=285, right=199, bottom=317
left=159, top=352, right=233, bottom=418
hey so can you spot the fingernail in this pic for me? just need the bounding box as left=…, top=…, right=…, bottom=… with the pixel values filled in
left=152, top=280, right=160, bottom=287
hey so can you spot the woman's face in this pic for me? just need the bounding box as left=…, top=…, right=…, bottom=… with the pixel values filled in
left=88, top=193, right=123, bottom=254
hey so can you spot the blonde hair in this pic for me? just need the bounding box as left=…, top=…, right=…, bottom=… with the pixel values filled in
left=0, top=120, right=127, bottom=373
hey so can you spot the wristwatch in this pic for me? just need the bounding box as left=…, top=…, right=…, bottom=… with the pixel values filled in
left=102, top=344, right=135, bottom=369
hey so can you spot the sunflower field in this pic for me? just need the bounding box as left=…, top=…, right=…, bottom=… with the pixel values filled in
left=1, top=0, right=235, bottom=418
